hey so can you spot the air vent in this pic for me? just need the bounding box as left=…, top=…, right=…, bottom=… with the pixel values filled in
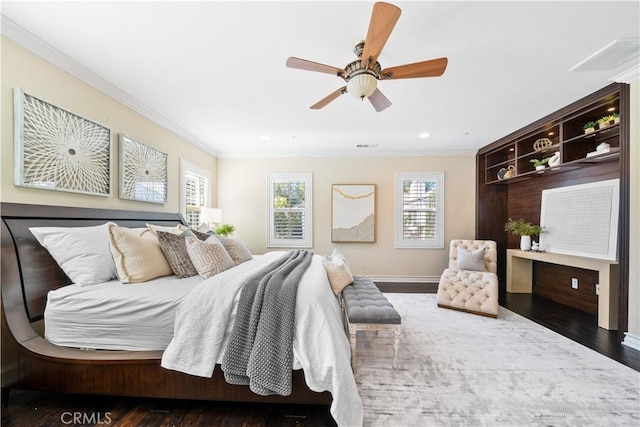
left=356, top=144, right=378, bottom=149
left=569, top=39, right=640, bottom=72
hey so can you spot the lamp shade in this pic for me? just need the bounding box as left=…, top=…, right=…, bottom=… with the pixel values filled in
left=200, top=207, right=222, bottom=224
left=347, top=72, right=378, bottom=99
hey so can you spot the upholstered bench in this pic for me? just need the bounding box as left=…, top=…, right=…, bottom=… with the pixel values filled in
left=437, top=239, right=499, bottom=318
left=341, top=276, right=401, bottom=368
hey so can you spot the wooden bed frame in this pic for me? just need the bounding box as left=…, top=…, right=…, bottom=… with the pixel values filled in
left=0, top=202, right=331, bottom=406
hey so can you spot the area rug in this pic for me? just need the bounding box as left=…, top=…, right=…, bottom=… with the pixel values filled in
left=354, top=294, right=639, bottom=427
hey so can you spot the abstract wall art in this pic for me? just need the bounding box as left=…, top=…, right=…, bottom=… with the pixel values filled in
left=332, top=184, right=376, bottom=242
left=118, top=134, right=167, bottom=204
left=13, top=88, right=111, bottom=196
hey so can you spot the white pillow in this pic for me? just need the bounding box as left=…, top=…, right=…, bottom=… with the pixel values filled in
left=328, top=248, right=350, bottom=267
left=29, top=222, right=117, bottom=286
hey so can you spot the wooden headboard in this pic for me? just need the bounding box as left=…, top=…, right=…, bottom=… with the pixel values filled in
left=1, top=203, right=186, bottom=322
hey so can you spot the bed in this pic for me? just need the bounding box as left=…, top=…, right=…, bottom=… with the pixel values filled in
left=1, top=203, right=362, bottom=426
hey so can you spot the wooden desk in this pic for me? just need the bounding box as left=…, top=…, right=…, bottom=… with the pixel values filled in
left=506, top=249, right=619, bottom=330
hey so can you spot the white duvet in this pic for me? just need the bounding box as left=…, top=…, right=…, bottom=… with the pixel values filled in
left=161, top=251, right=363, bottom=427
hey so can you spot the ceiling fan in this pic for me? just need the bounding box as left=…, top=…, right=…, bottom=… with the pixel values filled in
left=286, top=2, right=448, bottom=112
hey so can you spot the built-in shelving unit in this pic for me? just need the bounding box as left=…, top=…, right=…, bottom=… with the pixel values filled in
left=475, top=82, right=630, bottom=342
left=484, top=92, right=621, bottom=185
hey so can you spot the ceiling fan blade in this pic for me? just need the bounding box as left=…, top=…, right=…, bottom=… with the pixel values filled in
left=368, top=88, right=392, bottom=112
left=286, top=57, right=344, bottom=77
left=361, top=2, right=401, bottom=66
left=380, top=57, right=448, bottom=80
left=310, top=86, right=347, bottom=109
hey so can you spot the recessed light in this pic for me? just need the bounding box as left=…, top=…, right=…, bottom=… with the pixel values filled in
left=418, top=132, right=430, bottom=139
left=548, top=132, right=554, bottom=136
left=607, top=107, right=616, bottom=112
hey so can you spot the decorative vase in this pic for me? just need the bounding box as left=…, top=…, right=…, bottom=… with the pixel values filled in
left=520, top=235, right=531, bottom=251
left=535, top=165, right=546, bottom=171
left=548, top=152, right=560, bottom=167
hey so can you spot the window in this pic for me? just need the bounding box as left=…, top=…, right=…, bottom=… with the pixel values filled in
left=395, top=172, right=444, bottom=248
left=180, top=159, right=211, bottom=228
left=268, top=173, right=312, bottom=248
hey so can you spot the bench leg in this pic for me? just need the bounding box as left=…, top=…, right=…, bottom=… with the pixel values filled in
left=349, top=324, right=357, bottom=368
left=392, top=326, right=401, bottom=369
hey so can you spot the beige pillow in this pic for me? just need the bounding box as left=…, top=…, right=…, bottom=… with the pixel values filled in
left=107, top=224, right=173, bottom=283
left=322, top=256, right=354, bottom=295
left=145, top=223, right=188, bottom=236
left=186, top=236, right=235, bottom=279
left=217, top=235, right=253, bottom=265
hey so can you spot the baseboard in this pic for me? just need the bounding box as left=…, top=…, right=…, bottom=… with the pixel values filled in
left=366, top=275, right=440, bottom=283
left=622, top=332, right=640, bottom=351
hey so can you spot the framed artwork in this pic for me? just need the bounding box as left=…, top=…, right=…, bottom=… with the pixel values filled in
left=13, top=88, right=112, bottom=196
left=332, top=184, right=376, bottom=242
left=118, top=134, right=167, bottom=204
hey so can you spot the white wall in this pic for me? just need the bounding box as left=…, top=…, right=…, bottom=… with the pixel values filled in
left=217, top=155, right=476, bottom=281
left=1, top=36, right=217, bottom=211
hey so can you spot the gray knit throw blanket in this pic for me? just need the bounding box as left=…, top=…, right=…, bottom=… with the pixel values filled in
left=221, top=250, right=313, bottom=396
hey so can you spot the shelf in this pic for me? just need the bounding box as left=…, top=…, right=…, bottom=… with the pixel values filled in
left=481, top=85, right=623, bottom=186
left=578, top=147, right=620, bottom=163
left=563, top=123, right=619, bottom=144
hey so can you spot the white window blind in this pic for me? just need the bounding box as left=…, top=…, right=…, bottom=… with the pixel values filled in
left=395, top=172, right=444, bottom=248
left=268, top=173, right=312, bottom=248
left=180, top=159, right=210, bottom=228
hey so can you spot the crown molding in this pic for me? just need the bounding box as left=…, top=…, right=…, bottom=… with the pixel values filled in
left=609, top=64, right=640, bottom=84
left=1, top=15, right=218, bottom=157
left=218, top=149, right=477, bottom=159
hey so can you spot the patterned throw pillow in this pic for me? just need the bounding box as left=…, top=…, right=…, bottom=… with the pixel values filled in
left=190, top=229, right=214, bottom=241
left=156, top=230, right=199, bottom=278
left=185, top=236, right=235, bottom=279
left=217, top=236, right=253, bottom=265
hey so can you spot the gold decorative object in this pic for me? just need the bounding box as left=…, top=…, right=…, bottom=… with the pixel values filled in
left=533, top=138, right=553, bottom=152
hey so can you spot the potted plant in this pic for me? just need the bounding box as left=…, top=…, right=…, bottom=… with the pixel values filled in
left=530, top=157, right=550, bottom=171
left=597, top=114, right=615, bottom=130
left=215, top=223, right=236, bottom=236
left=504, top=218, right=543, bottom=251
left=583, top=121, right=597, bottom=134
left=612, top=112, right=620, bottom=124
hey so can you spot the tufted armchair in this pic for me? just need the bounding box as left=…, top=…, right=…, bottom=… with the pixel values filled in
left=436, top=239, right=499, bottom=318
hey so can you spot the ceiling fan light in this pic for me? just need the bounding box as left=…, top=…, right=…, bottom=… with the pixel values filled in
left=347, top=72, right=378, bottom=99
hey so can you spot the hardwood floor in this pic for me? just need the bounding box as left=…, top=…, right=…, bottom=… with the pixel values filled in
left=502, top=292, right=640, bottom=372
left=0, top=390, right=336, bottom=427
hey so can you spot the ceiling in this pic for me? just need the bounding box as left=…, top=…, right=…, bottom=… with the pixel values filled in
left=2, top=1, right=639, bottom=158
